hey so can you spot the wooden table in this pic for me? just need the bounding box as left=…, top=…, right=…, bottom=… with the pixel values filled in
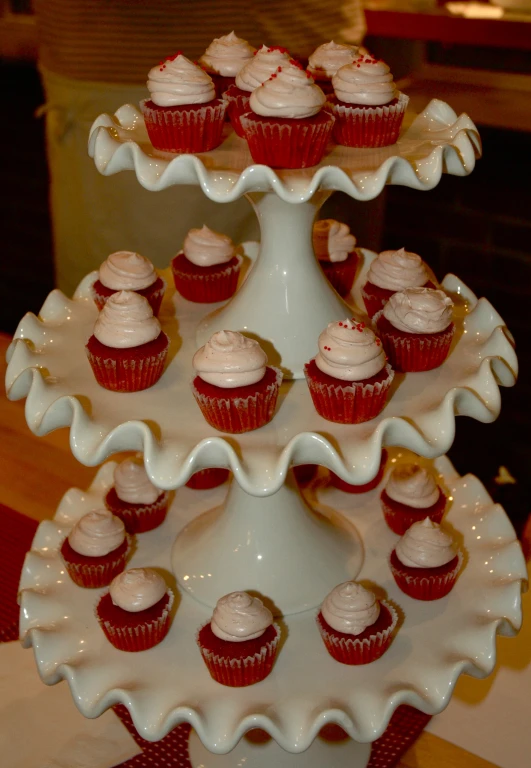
left=0, top=330, right=498, bottom=767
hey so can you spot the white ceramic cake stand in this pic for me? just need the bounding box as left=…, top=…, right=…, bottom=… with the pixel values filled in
left=18, top=451, right=527, bottom=768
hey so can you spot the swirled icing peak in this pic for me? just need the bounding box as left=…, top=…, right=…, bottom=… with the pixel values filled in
left=114, top=456, right=160, bottom=505
left=147, top=53, right=215, bottom=107
left=211, top=591, right=273, bottom=642
left=395, top=518, right=456, bottom=568
left=315, top=319, right=386, bottom=382
left=367, top=248, right=428, bottom=291
left=99, top=251, right=157, bottom=291
left=382, top=287, right=453, bottom=334
left=332, top=56, right=397, bottom=106
left=68, top=509, right=125, bottom=557
left=199, top=32, right=255, bottom=77
left=183, top=225, right=235, bottom=267
left=386, top=464, right=440, bottom=509
left=249, top=60, right=326, bottom=119
left=110, top=568, right=167, bottom=613
left=193, top=330, right=268, bottom=388
left=236, top=46, right=292, bottom=92
left=313, top=219, right=357, bottom=263
left=93, top=290, right=161, bottom=349
left=308, top=41, right=360, bottom=80
left=321, top=581, right=380, bottom=635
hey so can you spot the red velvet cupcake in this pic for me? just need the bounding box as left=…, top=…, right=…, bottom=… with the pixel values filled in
left=61, top=509, right=129, bottom=588
left=375, top=287, right=455, bottom=373
left=105, top=456, right=169, bottom=534
left=330, top=449, right=388, bottom=493
left=192, top=331, right=282, bottom=434
left=307, top=41, right=364, bottom=96
left=313, top=219, right=359, bottom=297
left=316, top=581, right=398, bottom=665
left=86, top=291, right=169, bottom=392
left=362, top=248, right=435, bottom=319
left=381, top=463, right=446, bottom=535
left=171, top=225, right=242, bottom=303
left=390, top=518, right=463, bottom=601
left=186, top=468, right=230, bottom=489
left=91, top=251, right=165, bottom=316
left=304, top=318, right=393, bottom=424
left=199, top=32, right=256, bottom=98
left=96, top=568, right=173, bottom=652
left=197, top=591, right=280, bottom=686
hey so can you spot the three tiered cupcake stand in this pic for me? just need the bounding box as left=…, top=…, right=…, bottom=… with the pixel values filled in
left=7, top=98, right=527, bottom=767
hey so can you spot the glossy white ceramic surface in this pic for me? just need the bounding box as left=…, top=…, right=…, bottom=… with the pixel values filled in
left=19, top=452, right=527, bottom=752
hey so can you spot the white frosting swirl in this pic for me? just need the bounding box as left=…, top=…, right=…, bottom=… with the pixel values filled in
left=211, top=591, right=272, bottom=642
left=308, top=41, right=360, bottom=80
left=99, top=251, right=157, bottom=291
left=386, top=464, right=440, bottom=509
left=199, top=32, right=255, bottom=77
left=93, top=291, right=161, bottom=349
left=114, top=457, right=160, bottom=505
left=193, top=330, right=267, bottom=388
left=395, top=518, right=456, bottom=568
left=147, top=53, right=215, bottom=107
left=313, top=219, right=357, bottom=263
left=315, top=319, right=386, bottom=382
left=382, top=288, right=454, bottom=334
left=183, top=225, right=235, bottom=267
left=250, top=61, right=326, bottom=119
left=68, top=509, right=125, bottom=557
left=321, top=581, right=380, bottom=635
left=332, top=57, right=397, bottom=106
left=367, top=248, right=428, bottom=291
left=236, top=46, right=292, bottom=92
left=110, top=568, right=167, bottom=613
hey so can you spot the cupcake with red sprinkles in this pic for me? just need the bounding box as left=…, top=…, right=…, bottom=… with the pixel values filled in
left=330, top=449, right=388, bottom=493
left=381, top=463, right=447, bottom=535
left=171, top=225, right=242, bottom=303
left=304, top=318, right=393, bottom=424
left=61, top=509, right=129, bottom=588
left=362, top=248, right=434, bottom=319
left=313, top=219, right=359, bottom=297
left=96, top=568, right=174, bottom=652
left=197, top=591, right=281, bottom=686
left=307, top=41, right=363, bottom=95
left=91, top=251, right=166, bottom=316
left=389, top=518, right=463, bottom=601
left=316, top=581, right=398, bottom=665
left=199, top=31, right=256, bottom=97
left=105, top=456, right=169, bottom=534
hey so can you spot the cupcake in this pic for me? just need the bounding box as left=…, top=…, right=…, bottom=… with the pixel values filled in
left=362, top=248, right=434, bottom=319
left=330, top=449, right=388, bottom=493
left=197, top=591, right=280, bottom=686
left=312, top=219, right=358, bottom=297
left=86, top=291, right=169, bottom=392
left=199, top=31, right=256, bottom=97
left=141, top=53, right=227, bottom=153
left=91, top=251, right=166, bottom=316
left=329, top=55, right=408, bottom=148
left=171, top=225, right=242, bottom=303
left=105, top=456, right=169, bottom=534
left=60, top=509, right=129, bottom=588
left=240, top=59, right=334, bottom=169
left=96, top=568, right=174, bottom=652
left=191, top=330, right=282, bottom=434
left=374, top=287, right=455, bottom=372
left=304, top=319, right=393, bottom=424
left=316, top=581, right=398, bottom=665
left=389, top=518, right=463, bottom=600
left=381, top=463, right=446, bottom=535
left=307, top=41, right=362, bottom=95
left=186, top=468, right=230, bottom=489
left=293, top=464, right=318, bottom=486
left=225, top=45, right=292, bottom=137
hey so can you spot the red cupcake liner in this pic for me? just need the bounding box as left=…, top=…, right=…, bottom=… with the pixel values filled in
left=374, top=313, right=455, bottom=373
left=140, top=98, right=227, bottom=153
left=105, top=488, right=169, bottom=534
left=92, top=276, right=166, bottom=317
left=330, top=449, right=388, bottom=493
left=328, top=93, right=408, bottom=148
left=240, top=110, right=334, bottom=169
left=225, top=85, right=251, bottom=137
left=191, top=366, right=282, bottom=434
left=86, top=332, right=169, bottom=393
left=96, top=590, right=174, bottom=652
left=185, top=468, right=230, bottom=489
left=61, top=537, right=130, bottom=589
left=171, top=253, right=242, bottom=303
left=389, top=549, right=463, bottom=601
left=197, top=622, right=280, bottom=687
left=209, top=73, right=236, bottom=98
left=381, top=487, right=447, bottom=535
left=319, top=251, right=359, bottom=297
left=316, top=601, right=398, bottom=665
left=362, top=279, right=436, bottom=319
left=304, top=359, right=394, bottom=425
